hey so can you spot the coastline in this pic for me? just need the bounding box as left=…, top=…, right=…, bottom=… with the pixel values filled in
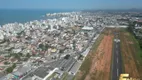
left=0, top=9, right=75, bottom=26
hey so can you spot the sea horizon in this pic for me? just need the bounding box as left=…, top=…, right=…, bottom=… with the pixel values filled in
left=0, top=9, right=76, bottom=26
left=0, top=8, right=142, bottom=26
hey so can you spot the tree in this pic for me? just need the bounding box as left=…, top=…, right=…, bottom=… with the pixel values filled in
left=12, top=63, right=16, bottom=68
left=26, top=53, right=31, bottom=58
left=38, top=44, right=48, bottom=51
left=4, top=61, right=9, bottom=65
left=44, top=44, right=49, bottom=50
left=19, top=53, right=23, bottom=56
left=42, top=24, right=46, bottom=26
left=73, top=40, right=76, bottom=50
left=127, top=21, right=134, bottom=32
left=39, top=44, right=44, bottom=49
left=139, top=39, right=142, bottom=49
left=127, top=22, right=142, bottom=59
left=6, top=63, right=16, bottom=73
left=14, top=54, right=20, bottom=60
left=6, top=67, right=13, bottom=73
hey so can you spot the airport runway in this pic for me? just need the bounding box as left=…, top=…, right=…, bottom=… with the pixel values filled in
left=111, top=33, right=123, bottom=80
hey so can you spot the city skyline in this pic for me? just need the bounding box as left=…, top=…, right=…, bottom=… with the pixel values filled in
left=0, top=0, right=142, bottom=80
left=0, top=0, right=142, bottom=10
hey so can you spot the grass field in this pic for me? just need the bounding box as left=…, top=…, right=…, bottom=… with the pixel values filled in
left=119, top=28, right=142, bottom=79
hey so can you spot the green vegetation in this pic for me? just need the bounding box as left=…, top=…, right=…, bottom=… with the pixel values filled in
left=61, top=72, right=68, bottom=80
left=19, top=52, right=23, bottom=56
left=128, top=21, right=142, bottom=48
left=38, top=44, right=48, bottom=50
left=4, top=61, right=10, bottom=65
left=73, top=40, right=76, bottom=50
left=127, top=21, right=142, bottom=59
left=130, top=32, right=142, bottom=63
left=46, top=72, right=56, bottom=80
left=14, top=54, right=21, bottom=60
left=7, top=47, right=14, bottom=52
left=6, top=67, right=13, bottom=73
left=6, top=63, right=16, bottom=73
left=120, top=28, right=142, bottom=63
left=120, top=28, right=142, bottom=78
left=17, top=30, right=25, bottom=36
left=5, top=52, right=23, bottom=60
left=26, top=53, right=31, bottom=58
left=79, top=56, right=91, bottom=80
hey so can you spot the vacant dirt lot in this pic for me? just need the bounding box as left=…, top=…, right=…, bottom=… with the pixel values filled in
left=75, top=28, right=113, bottom=80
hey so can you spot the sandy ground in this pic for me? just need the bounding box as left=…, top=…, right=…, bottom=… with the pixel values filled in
left=84, top=30, right=113, bottom=80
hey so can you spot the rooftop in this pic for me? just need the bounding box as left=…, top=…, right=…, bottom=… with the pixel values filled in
left=82, top=26, right=94, bottom=30
left=33, top=67, right=53, bottom=78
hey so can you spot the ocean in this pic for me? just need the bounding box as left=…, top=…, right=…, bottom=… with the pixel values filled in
left=0, top=9, right=74, bottom=26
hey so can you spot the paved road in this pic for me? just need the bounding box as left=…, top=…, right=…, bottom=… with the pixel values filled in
left=111, top=33, right=123, bottom=80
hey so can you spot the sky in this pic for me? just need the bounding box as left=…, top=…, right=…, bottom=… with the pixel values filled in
left=0, top=0, right=142, bottom=10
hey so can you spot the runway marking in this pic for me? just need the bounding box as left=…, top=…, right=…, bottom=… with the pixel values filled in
left=116, top=51, right=118, bottom=55
left=117, top=68, right=119, bottom=77
left=116, top=45, right=118, bottom=48
left=117, top=58, right=118, bottom=63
